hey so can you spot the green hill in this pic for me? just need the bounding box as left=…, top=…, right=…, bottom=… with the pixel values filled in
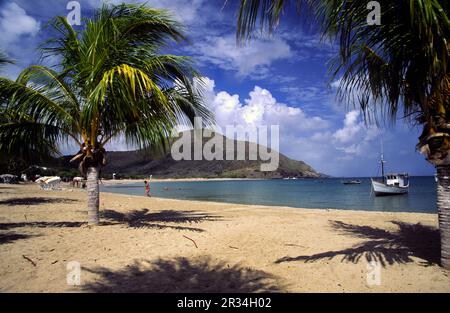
left=100, top=131, right=323, bottom=179
left=19, top=131, right=324, bottom=179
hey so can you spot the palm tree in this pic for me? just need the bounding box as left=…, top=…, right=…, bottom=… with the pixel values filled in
left=236, top=0, right=450, bottom=268
left=0, top=3, right=213, bottom=225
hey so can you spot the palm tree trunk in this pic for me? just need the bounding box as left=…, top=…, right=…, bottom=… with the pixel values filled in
left=87, top=166, right=100, bottom=225
left=437, top=165, right=450, bottom=269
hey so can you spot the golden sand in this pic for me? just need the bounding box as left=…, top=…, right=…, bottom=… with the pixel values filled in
left=0, top=183, right=449, bottom=292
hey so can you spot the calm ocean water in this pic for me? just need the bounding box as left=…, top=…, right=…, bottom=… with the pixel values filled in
left=100, top=177, right=437, bottom=213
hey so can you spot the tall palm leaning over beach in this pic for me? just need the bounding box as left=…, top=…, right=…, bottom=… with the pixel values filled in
left=0, top=3, right=213, bottom=225
left=236, top=0, right=450, bottom=268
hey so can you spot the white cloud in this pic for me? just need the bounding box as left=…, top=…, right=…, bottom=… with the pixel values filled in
left=197, top=78, right=383, bottom=168
left=0, top=2, right=40, bottom=47
left=280, top=85, right=330, bottom=104
left=330, top=77, right=342, bottom=89
left=0, top=2, right=42, bottom=79
left=277, top=27, right=336, bottom=60
left=145, top=0, right=210, bottom=25
left=332, top=110, right=380, bottom=156
left=86, top=0, right=210, bottom=25
left=275, top=110, right=381, bottom=175
left=186, top=35, right=292, bottom=79
left=199, top=77, right=329, bottom=135
left=333, top=110, right=362, bottom=143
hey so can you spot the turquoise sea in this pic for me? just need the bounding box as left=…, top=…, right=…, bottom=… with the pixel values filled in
left=101, top=176, right=437, bottom=213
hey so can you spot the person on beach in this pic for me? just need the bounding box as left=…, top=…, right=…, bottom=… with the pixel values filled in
left=144, top=180, right=151, bottom=197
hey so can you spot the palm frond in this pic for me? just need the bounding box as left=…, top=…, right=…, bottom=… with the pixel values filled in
left=321, top=0, right=450, bottom=123
left=237, top=0, right=450, bottom=126
left=0, top=75, right=81, bottom=145
left=1, top=3, right=213, bottom=164
left=0, top=51, right=14, bottom=68
left=237, top=0, right=313, bottom=41
left=0, top=106, right=63, bottom=160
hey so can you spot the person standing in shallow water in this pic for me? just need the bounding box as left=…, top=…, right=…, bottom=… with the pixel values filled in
left=144, top=180, right=151, bottom=197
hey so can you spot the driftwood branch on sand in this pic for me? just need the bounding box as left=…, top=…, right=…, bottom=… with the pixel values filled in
left=22, top=255, right=36, bottom=267
left=182, top=235, right=198, bottom=248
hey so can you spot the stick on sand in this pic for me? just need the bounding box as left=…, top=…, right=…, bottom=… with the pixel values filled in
left=22, top=255, right=36, bottom=267
left=183, top=235, right=198, bottom=248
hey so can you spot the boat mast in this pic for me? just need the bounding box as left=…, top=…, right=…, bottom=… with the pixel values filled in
left=380, top=139, right=386, bottom=182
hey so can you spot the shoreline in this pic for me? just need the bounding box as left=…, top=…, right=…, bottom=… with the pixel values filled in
left=100, top=189, right=438, bottom=217
left=1, top=184, right=448, bottom=292
left=16, top=181, right=438, bottom=215
left=99, top=180, right=436, bottom=215
left=100, top=177, right=267, bottom=185
left=98, top=176, right=435, bottom=185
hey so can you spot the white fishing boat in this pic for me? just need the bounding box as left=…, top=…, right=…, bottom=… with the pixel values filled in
left=371, top=151, right=409, bottom=196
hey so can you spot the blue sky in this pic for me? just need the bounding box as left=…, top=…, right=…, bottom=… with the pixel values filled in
left=0, top=0, right=435, bottom=177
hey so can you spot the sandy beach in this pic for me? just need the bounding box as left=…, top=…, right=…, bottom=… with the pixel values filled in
left=0, top=183, right=449, bottom=292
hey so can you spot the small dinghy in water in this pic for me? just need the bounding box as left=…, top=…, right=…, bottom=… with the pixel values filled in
left=342, top=180, right=361, bottom=185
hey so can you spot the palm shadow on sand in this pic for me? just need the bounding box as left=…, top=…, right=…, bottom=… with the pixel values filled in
left=0, top=186, right=13, bottom=192
left=0, top=232, right=39, bottom=244
left=82, top=256, right=282, bottom=292
left=0, top=197, right=79, bottom=206
left=100, top=209, right=222, bottom=232
left=0, top=208, right=220, bottom=232
left=0, top=221, right=85, bottom=230
left=275, top=220, right=440, bottom=267
left=0, top=196, right=85, bottom=230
